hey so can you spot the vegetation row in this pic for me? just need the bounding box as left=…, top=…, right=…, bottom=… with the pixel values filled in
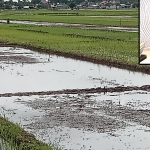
left=0, top=116, right=53, bottom=150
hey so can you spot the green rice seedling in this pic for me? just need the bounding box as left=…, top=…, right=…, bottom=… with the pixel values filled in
left=0, top=116, right=53, bottom=150
left=0, top=23, right=138, bottom=65
left=0, top=15, right=138, bottom=27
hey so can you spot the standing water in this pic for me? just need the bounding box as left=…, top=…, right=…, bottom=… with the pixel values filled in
left=0, top=47, right=149, bottom=94
left=0, top=47, right=150, bottom=150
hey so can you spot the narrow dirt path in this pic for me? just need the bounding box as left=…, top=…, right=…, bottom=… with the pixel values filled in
left=0, top=85, right=149, bottom=97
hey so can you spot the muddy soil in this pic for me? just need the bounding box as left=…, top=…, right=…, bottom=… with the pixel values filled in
left=23, top=92, right=150, bottom=132
left=0, top=85, right=150, bottom=97
left=24, top=95, right=127, bottom=133
left=5, top=91, right=150, bottom=149
left=0, top=55, right=38, bottom=63
left=0, top=47, right=43, bottom=63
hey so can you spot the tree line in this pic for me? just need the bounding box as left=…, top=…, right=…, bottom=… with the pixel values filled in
left=0, top=0, right=138, bottom=9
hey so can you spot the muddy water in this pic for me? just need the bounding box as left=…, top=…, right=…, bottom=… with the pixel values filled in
left=1, top=46, right=150, bottom=150
left=1, top=91, right=150, bottom=150
left=0, top=47, right=149, bottom=94
left=0, top=20, right=138, bottom=32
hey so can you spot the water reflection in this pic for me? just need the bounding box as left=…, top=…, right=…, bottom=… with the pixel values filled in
left=0, top=47, right=149, bottom=94
left=0, top=91, right=150, bottom=150
left=1, top=46, right=150, bottom=150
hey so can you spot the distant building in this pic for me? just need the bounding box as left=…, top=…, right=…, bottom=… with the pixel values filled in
left=57, top=4, right=68, bottom=9
left=88, top=4, right=99, bottom=9
left=120, top=3, right=131, bottom=8
left=11, top=5, right=19, bottom=9
left=23, top=6, right=29, bottom=9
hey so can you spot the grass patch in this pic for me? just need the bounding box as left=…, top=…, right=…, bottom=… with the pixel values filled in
left=0, top=9, right=138, bottom=27
left=0, top=116, right=53, bottom=150
left=11, top=24, right=137, bottom=41
left=0, top=9, right=138, bottom=16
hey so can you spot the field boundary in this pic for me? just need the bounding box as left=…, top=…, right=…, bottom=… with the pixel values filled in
left=0, top=41, right=149, bottom=74
left=0, top=85, right=150, bottom=97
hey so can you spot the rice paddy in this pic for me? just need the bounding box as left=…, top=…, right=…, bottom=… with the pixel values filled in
left=0, top=9, right=138, bottom=27
left=0, top=8, right=146, bottom=150
left=0, top=23, right=138, bottom=65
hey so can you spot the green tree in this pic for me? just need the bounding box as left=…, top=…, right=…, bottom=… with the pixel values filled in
left=4, top=3, right=11, bottom=9
left=31, top=0, right=41, bottom=4
left=115, top=2, right=120, bottom=10
left=0, top=0, right=4, bottom=9
left=16, top=1, right=24, bottom=9
left=132, top=2, right=138, bottom=8
left=68, top=1, right=76, bottom=10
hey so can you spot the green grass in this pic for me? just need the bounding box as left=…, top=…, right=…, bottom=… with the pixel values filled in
left=0, top=9, right=138, bottom=27
left=11, top=24, right=138, bottom=41
left=0, top=23, right=138, bottom=65
left=0, top=116, right=53, bottom=150
left=0, top=9, right=138, bottom=16
left=0, top=15, right=138, bottom=27
left=0, top=138, right=14, bottom=150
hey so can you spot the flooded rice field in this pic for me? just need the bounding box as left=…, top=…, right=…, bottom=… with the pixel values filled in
left=0, top=47, right=150, bottom=150
left=1, top=92, right=150, bottom=150
left=0, top=47, right=149, bottom=94
left=0, top=20, right=138, bottom=32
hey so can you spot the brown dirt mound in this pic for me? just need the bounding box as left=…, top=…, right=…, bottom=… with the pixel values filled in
left=0, top=85, right=150, bottom=97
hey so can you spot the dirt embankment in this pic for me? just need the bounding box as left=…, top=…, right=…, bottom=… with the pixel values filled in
left=0, top=41, right=150, bottom=75
left=0, top=85, right=150, bottom=97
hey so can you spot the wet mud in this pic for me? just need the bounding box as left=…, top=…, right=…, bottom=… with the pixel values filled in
left=25, top=97, right=127, bottom=133
left=0, top=85, right=150, bottom=97
left=23, top=92, right=150, bottom=132
left=0, top=55, right=38, bottom=63
left=1, top=91, right=150, bottom=150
